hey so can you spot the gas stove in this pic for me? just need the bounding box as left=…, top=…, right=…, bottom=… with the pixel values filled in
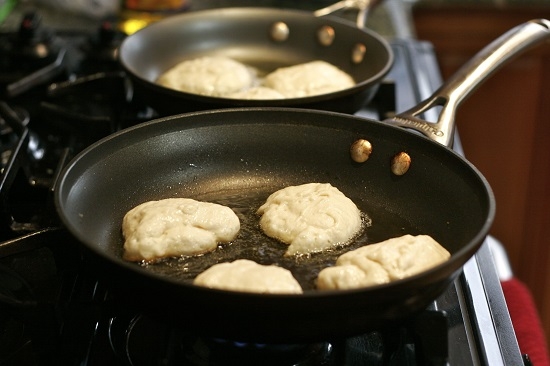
left=0, top=6, right=527, bottom=366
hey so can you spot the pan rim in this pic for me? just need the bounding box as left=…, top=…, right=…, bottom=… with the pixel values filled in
left=55, top=107, right=495, bottom=299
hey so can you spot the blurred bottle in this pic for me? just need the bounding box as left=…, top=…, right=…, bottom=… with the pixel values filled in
left=119, top=0, right=190, bottom=35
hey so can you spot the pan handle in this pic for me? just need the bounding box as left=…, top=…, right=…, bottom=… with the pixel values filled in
left=385, top=19, right=550, bottom=147
left=314, top=0, right=383, bottom=28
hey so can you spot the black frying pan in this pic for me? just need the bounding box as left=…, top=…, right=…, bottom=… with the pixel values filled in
left=118, top=7, right=393, bottom=115
left=55, top=19, right=550, bottom=343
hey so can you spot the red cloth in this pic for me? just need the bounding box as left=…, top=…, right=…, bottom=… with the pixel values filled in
left=501, top=278, right=550, bottom=366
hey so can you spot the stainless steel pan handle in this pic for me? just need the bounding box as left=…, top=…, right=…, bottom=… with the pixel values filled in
left=385, top=19, right=550, bottom=147
left=314, top=0, right=384, bottom=28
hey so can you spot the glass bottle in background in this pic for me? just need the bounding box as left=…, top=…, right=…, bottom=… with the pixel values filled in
left=119, top=0, right=190, bottom=35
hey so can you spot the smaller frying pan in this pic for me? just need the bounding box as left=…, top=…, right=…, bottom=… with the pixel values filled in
left=118, top=6, right=394, bottom=115
left=55, top=19, right=550, bottom=343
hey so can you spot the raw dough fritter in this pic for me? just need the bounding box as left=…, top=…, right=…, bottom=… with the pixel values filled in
left=264, top=60, right=355, bottom=98
left=316, top=234, right=451, bottom=290
left=256, top=183, right=363, bottom=256
left=193, top=259, right=303, bottom=294
left=156, top=56, right=355, bottom=99
left=122, top=198, right=240, bottom=262
left=156, top=56, right=256, bottom=97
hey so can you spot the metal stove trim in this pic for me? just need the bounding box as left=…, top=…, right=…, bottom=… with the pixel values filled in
left=401, top=38, right=524, bottom=366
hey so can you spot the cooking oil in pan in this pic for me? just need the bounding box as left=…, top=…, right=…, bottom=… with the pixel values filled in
left=136, top=189, right=420, bottom=292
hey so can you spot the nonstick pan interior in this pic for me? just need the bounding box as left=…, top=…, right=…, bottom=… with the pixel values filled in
left=55, top=108, right=494, bottom=342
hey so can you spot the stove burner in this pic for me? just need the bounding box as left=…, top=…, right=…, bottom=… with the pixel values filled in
left=188, top=338, right=333, bottom=366
left=0, top=11, right=67, bottom=97
left=101, top=307, right=448, bottom=366
left=43, top=71, right=156, bottom=141
left=107, top=312, right=333, bottom=366
left=79, top=18, right=126, bottom=71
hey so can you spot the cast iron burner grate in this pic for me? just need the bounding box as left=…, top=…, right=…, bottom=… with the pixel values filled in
left=84, top=301, right=448, bottom=366
left=0, top=245, right=450, bottom=366
left=107, top=312, right=447, bottom=366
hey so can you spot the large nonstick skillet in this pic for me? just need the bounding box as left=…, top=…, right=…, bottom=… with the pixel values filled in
left=55, top=19, right=550, bottom=343
left=118, top=5, right=393, bottom=115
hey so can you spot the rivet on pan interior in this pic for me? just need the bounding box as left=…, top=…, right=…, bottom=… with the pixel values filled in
left=391, top=152, right=411, bottom=175
left=317, top=25, right=335, bottom=46
left=270, top=21, right=290, bottom=42
left=352, top=43, right=367, bottom=64
left=350, top=139, right=373, bottom=163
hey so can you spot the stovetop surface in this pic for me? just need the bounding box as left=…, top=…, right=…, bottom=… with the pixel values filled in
left=0, top=6, right=525, bottom=366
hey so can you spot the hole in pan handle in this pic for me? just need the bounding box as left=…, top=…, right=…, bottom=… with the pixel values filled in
left=384, top=19, right=550, bottom=148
